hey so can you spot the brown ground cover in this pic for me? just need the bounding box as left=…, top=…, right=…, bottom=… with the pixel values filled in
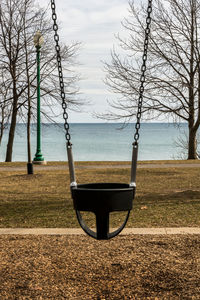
left=0, top=234, right=200, bottom=299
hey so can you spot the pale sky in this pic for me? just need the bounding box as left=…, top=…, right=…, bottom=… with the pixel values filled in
left=41, top=0, right=131, bottom=122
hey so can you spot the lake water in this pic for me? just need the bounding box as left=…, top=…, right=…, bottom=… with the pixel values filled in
left=0, top=123, right=188, bottom=161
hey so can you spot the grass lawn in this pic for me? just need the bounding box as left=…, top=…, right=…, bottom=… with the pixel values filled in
left=0, top=161, right=200, bottom=228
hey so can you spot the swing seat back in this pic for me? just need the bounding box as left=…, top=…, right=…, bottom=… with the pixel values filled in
left=72, top=183, right=134, bottom=211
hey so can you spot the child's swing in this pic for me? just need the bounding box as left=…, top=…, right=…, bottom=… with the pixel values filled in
left=50, top=0, right=152, bottom=240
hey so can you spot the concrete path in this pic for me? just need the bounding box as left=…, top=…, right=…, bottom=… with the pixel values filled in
left=1, top=162, right=200, bottom=172
left=0, top=228, right=200, bottom=235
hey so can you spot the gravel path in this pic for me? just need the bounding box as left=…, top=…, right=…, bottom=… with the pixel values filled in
left=0, top=162, right=200, bottom=172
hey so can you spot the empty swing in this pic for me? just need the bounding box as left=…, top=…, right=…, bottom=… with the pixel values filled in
left=50, top=0, right=152, bottom=240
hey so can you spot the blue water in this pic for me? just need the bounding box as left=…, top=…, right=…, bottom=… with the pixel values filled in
left=0, top=123, right=188, bottom=161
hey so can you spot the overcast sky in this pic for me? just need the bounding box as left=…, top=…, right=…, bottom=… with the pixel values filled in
left=41, top=0, right=131, bottom=122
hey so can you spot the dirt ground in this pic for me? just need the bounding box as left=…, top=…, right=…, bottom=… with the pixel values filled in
left=0, top=235, right=200, bottom=299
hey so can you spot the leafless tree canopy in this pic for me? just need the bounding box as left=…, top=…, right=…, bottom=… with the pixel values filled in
left=0, top=0, right=82, bottom=161
left=101, top=0, right=200, bottom=159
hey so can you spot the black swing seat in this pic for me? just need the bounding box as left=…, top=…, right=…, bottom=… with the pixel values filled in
left=71, top=183, right=135, bottom=240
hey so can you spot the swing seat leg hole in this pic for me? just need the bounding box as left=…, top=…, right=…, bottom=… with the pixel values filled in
left=78, top=211, right=96, bottom=229
left=110, top=211, right=130, bottom=228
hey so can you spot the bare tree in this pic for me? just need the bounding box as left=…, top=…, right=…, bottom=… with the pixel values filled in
left=0, top=0, right=81, bottom=162
left=102, top=0, right=200, bottom=159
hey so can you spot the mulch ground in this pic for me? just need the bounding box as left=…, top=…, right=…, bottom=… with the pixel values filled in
left=0, top=234, right=200, bottom=299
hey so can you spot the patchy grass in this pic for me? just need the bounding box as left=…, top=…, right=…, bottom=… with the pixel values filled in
left=0, top=161, right=200, bottom=228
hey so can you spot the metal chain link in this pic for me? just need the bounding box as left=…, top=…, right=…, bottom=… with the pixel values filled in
left=134, top=0, right=152, bottom=144
left=51, top=0, right=71, bottom=144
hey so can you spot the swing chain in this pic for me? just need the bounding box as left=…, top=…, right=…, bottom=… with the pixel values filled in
left=51, top=0, right=71, bottom=145
left=134, top=0, right=152, bottom=144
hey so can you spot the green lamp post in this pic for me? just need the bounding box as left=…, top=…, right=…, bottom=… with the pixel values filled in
left=33, top=31, right=46, bottom=165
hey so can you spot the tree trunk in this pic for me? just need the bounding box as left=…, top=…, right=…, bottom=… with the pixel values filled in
left=188, top=127, right=198, bottom=159
left=0, top=107, right=5, bottom=146
left=6, top=76, right=18, bottom=162
left=5, top=102, right=18, bottom=162
left=0, top=124, right=3, bottom=146
left=6, top=62, right=18, bottom=162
